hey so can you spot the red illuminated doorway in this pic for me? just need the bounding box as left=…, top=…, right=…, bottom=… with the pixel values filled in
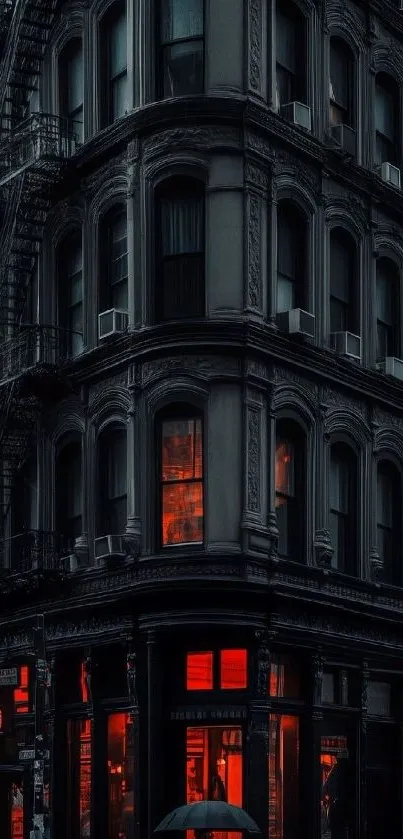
left=186, top=727, right=243, bottom=839
left=0, top=770, right=25, bottom=839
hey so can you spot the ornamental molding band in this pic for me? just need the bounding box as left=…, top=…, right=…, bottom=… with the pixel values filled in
left=45, top=617, right=133, bottom=643
left=249, top=0, right=262, bottom=92
left=271, top=611, right=403, bottom=650
left=247, top=406, right=261, bottom=514
left=245, top=162, right=270, bottom=192
left=247, top=194, right=262, bottom=310
left=271, top=569, right=403, bottom=612
left=141, top=356, right=242, bottom=385
left=245, top=131, right=276, bottom=163
left=142, top=126, right=241, bottom=159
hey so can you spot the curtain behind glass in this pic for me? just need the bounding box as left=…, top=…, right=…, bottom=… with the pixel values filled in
left=161, top=195, right=202, bottom=255
left=161, top=0, right=203, bottom=43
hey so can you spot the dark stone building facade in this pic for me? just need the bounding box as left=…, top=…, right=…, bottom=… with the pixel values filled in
left=1, top=0, right=403, bottom=838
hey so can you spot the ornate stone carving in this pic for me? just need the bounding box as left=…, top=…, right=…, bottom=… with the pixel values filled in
left=247, top=407, right=261, bottom=513
left=312, top=653, right=324, bottom=705
left=89, top=373, right=128, bottom=402
left=126, top=650, right=137, bottom=705
left=271, top=611, right=403, bottom=649
left=249, top=0, right=262, bottom=91
left=247, top=195, right=261, bottom=310
left=141, top=355, right=241, bottom=385
left=142, top=126, right=240, bottom=158
left=275, top=152, right=321, bottom=197
left=369, top=546, right=383, bottom=582
left=361, top=662, right=369, bottom=713
left=45, top=617, right=132, bottom=642
left=245, top=162, right=269, bottom=192
left=314, top=529, right=334, bottom=569
left=83, top=652, right=93, bottom=705
left=255, top=630, right=270, bottom=697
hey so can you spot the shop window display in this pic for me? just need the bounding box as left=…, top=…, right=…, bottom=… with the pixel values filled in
left=67, top=719, right=92, bottom=839
left=107, top=712, right=135, bottom=839
left=268, top=715, right=299, bottom=839
left=186, top=650, right=248, bottom=691
left=10, top=781, right=23, bottom=839
left=186, top=726, right=242, bottom=839
left=320, top=724, right=353, bottom=839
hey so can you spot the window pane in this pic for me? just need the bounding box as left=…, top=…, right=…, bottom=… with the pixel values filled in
left=162, top=479, right=203, bottom=545
left=66, top=43, right=83, bottom=115
left=67, top=719, right=92, bottom=839
left=220, top=650, right=248, bottom=689
left=330, top=236, right=352, bottom=304
left=375, top=83, right=395, bottom=141
left=186, top=726, right=242, bottom=839
left=330, top=42, right=349, bottom=110
left=187, top=652, right=213, bottom=690
left=277, top=214, right=296, bottom=279
left=322, top=673, right=336, bottom=704
left=112, top=73, right=129, bottom=120
left=162, top=39, right=203, bottom=97
left=275, top=440, right=295, bottom=498
left=161, top=0, right=203, bottom=42
left=162, top=419, right=202, bottom=481
left=107, top=713, right=135, bottom=839
left=161, top=195, right=203, bottom=256
left=377, top=469, right=393, bottom=528
left=276, top=10, right=296, bottom=73
left=106, top=431, right=127, bottom=500
left=320, top=727, right=352, bottom=839
left=277, top=276, right=295, bottom=313
left=376, top=261, right=396, bottom=328
left=330, top=454, right=348, bottom=514
left=268, top=715, right=299, bottom=839
left=269, top=655, right=301, bottom=698
left=367, top=681, right=391, bottom=716
left=110, top=12, right=127, bottom=78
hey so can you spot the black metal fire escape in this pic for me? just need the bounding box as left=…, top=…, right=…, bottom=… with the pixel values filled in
left=0, top=0, right=75, bottom=578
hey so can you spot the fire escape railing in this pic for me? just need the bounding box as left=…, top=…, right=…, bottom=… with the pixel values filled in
left=0, top=113, right=77, bottom=187
left=3, top=530, right=72, bottom=574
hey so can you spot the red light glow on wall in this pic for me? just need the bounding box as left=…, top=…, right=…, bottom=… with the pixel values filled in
left=220, top=650, right=247, bottom=689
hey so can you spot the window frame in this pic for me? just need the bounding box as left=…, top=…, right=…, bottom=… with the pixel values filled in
left=376, top=459, right=402, bottom=586
left=99, top=204, right=128, bottom=312
left=375, top=257, right=400, bottom=361
left=276, top=201, right=307, bottom=314
left=275, top=418, right=306, bottom=563
left=329, top=37, right=354, bottom=128
left=157, top=404, right=204, bottom=550
left=58, top=37, right=84, bottom=142
left=55, top=438, right=83, bottom=547
left=97, top=423, right=128, bottom=536
left=329, top=228, right=357, bottom=335
left=329, top=442, right=357, bottom=576
left=99, top=0, right=128, bottom=127
left=57, top=230, right=84, bottom=358
left=374, top=72, right=400, bottom=166
left=275, top=0, right=307, bottom=109
left=155, top=176, right=205, bottom=322
left=157, top=0, right=205, bottom=100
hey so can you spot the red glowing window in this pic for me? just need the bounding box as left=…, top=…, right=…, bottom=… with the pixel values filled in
left=107, top=712, right=135, bottom=839
left=14, top=666, right=29, bottom=714
left=187, top=652, right=214, bottom=690
left=220, top=650, right=248, bottom=689
left=80, top=661, right=88, bottom=703
left=186, top=726, right=242, bottom=839
left=268, top=715, right=299, bottom=839
left=67, top=718, right=92, bottom=839
left=10, top=780, right=24, bottom=839
left=161, top=416, right=203, bottom=546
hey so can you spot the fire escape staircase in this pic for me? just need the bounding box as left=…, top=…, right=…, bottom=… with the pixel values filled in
left=0, top=0, right=76, bottom=580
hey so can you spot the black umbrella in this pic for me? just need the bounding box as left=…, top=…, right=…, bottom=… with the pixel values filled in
left=155, top=801, right=260, bottom=833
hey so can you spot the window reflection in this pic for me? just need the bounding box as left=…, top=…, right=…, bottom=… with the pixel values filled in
left=161, top=417, right=203, bottom=545
left=268, top=715, right=299, bottom=839
left=320, top=732, right=351, bottom=839
left=107, top=712, right=135, bottom=839
left=67, top=719, right=91, bottom=839
left=186, top=727, right=242, bottom=839
left=10, top=781, right=23, bottom=839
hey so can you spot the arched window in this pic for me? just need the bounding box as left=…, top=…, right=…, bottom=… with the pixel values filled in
left=59, top=38, right=84, bottom=143
left=329, top=442, right=357, bottom=574
left=275, top=419, right=305, bottom=562
left=56, top=439, right=82, bottom=548
left=329, top=228, right=357, bottom=334
left=376, top=258, right=400, bottom=361
left=155, top=177, right=205, bottom=322
left=100, top=1, right=128, bottom=126
left=276, top=0, right=306, bottom=109
left=158, top=0, right=204, bottom=99
left=329, top=37, right=354, bottom=128
left=57, top=231, right=84, bottom=357
left=97, top=425, right=127, bottom=536
left=99, top=206, right=128, bottom=312
left=377, top=460, right=401, bottom=586
left=276, top=202, right=307, bottom=313
left=375, top=73, right=399, bottom=165
left=158, top=405, right=204, bottom=547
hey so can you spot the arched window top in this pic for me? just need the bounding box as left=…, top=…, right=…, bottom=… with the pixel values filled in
left=330, top=226, right=356, bottom=251
left=57, top=227, right=82, bottom=252
left=278, top=199, right=307, bottom=225
left=100, top=0, right=126, bottom=24
left=377, top=255, right=400, bottom=276
left=101, top=202, right=127, bottom=224
left=276, top=416, right=306, bottom=441
left=330, top=440, right=357, bottom=461
left=375, top=71, right=399, bottom=93
left=156, top=174, right=205, bottom=199
left=157, top=400, right=203, bottom=422
left=329, top=35, right=354, bottom=58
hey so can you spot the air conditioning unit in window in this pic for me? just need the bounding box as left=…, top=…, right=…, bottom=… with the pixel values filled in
left=377, top=356, right=403, bottom=381
left=276, top=308, right=315, bottom=338
left=280, top=102, right=312, bottom=131
left=59, top=554, right=79, bottom=573
left=329, top=123, right=356, bottom=155
left=98, top=309, right=129, bottom=340
left=94, top=535, right=125, bottom=563
left=377, top=162, right=401, bottom=189
left=330, top=331, right=361, bottom=360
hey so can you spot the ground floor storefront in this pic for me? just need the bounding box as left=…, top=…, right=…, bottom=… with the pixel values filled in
left=0, top=621, right=402, bottom=839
